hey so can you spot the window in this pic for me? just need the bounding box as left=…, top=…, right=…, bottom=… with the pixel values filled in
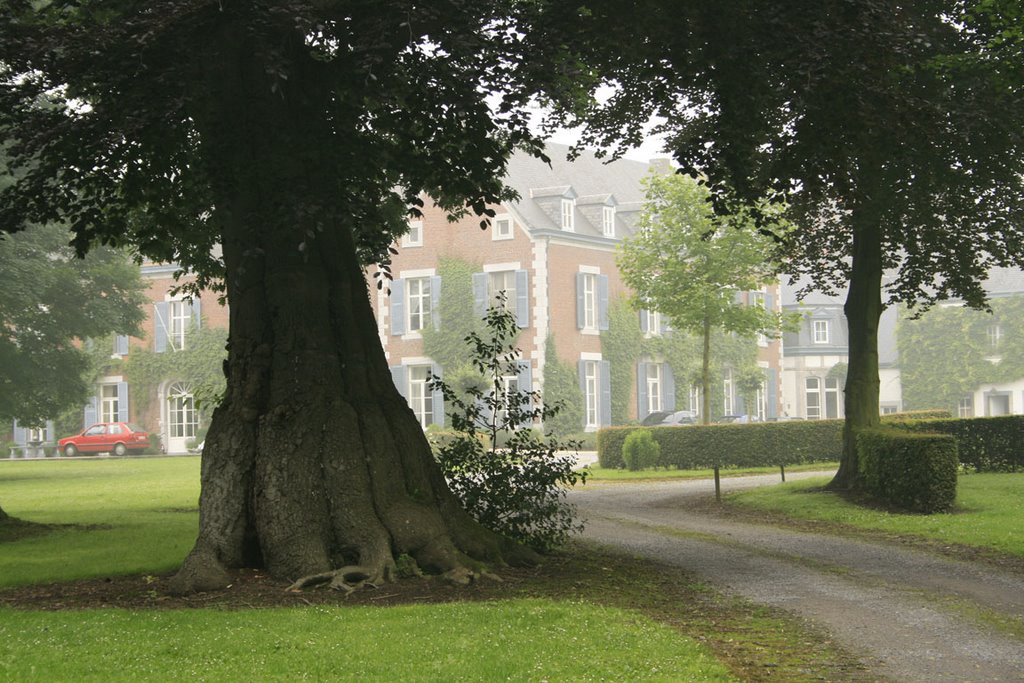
left=805, top=377, right=821, bottom=419
left=406, top=277, right=432, bottom=332
left=168, top=382, right=198, bottom=439
left=958, top=396, right=974, bottom=418
left=646, top=364, right=662, bottom=413
left=987, top=324, right=1002, bottom=348
left=723, top=368, right=734, bottom=415
left=561, top=199, right=575, bottom=231
left=169, top=300, right=193, bottom=350
left=493, top=215, right=513, bottom=240
left=408, top=365, right=435, bottom=429
left=401, top=220, right=423, bottom=248
left=84, top=424, right=106, bottom=436
left=824, top=377, right=840, bottom=419
left=812, top=320, right=830, bottom=344
left=755, top=383, right=767, bottom=422
left=582, top=274, right=597, bottom=329
left=100, top=384, right=119, bottom=423
left=584, top=360, right=599, bottom=429
left=688, top=385, right=701, bottom=416
left=641, top=310, right=661, bottom=336
left=487, top=271, right=517, bottom=311
left=602, top=206, right=615, bottom=237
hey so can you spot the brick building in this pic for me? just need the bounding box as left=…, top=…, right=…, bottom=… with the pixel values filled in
left=371, top=144, right=784, bottom=431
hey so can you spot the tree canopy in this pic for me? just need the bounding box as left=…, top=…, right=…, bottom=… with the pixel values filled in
left=617, top=172, right=793, bottom=422
left=544, top=0, right=1024, bottom=485
left=0, top=222, right=145, bottom=426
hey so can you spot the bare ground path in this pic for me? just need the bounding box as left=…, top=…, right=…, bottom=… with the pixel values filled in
left=571, top=473, right=1024, bottom=682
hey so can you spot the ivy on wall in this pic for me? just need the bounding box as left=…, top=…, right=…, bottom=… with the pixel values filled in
left=421, top=257, right=486, bottom=374
left=898, top=296, right=1024, bottom=413
left=123, top=325, right=228, bottom=420
left=602, top=296, right=764, bottom=423
left=543, top=334, right=583, bottom=436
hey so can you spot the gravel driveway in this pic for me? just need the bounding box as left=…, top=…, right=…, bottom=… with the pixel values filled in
left=570, top=473, right=1024, bottom=682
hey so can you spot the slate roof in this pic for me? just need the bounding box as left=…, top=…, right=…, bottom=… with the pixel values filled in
left=504, top=143, right=656, bottom=238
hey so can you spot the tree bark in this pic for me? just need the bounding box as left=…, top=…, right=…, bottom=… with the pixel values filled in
left=168, top=16, right=530, bottom=595
left=828, top=204, right=884, bottom=491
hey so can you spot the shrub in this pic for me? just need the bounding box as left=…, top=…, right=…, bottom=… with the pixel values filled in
left=432, top=299, right=585, bottom=552
left=598, top=420, right=843, bottom=470
left=856, top=428, right=958, bottom=513
left=622, top=429, right=661, bottom=471
left=894, top=415, right=1024, bottom=472
left=882, top=409, right=953, bottom=421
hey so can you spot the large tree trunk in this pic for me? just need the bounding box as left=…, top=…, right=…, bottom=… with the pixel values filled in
left=829, top=205, right=884, bottom=491
left=168, top=17, right=529, bottom=596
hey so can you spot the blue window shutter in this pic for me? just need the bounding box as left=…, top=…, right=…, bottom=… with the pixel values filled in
left=576, top=273, right=586, bottom=329
left=13, top=420, right=27, bottom=446
left=639, top=309, right=649, bottom=333
left=660, top=315, right=671, bottom=335
left=765, top=293, right=774, bottom=311
left=117, top=382, right=129, bottom=422
left=84, top=396, right=98, bottom=429
left=637, top=362, right=649, bottom=419
left=390, top=279, right=406, bottom=336
left=767, top=368, right=778, bottom=419
left=430, top=275, right=442, bottom=331
left=517, top=360, right=533, bottom=413
left=390, top=365, right=407, bottom=398
left=116, top=335, right=129, bottom=355
left=599, top=360, right=611, bottom=426
left=472, top=272, right=488, bottom=317
left=736, top=393, right=746, bottom=416
left=663, top=363, right=676, bottom=411
left=431, top=362, right=444, bottom=427
left=154, top=302, right=169, bottom=352
left=733, top=290, right=743, bottom=305
left=598, top=275, right=610, bottom=331
left=191, top=298, right=202, bottom=329
left=515, top=270, right=529, bottom=328
left=45, top=420, right=55, bottom=443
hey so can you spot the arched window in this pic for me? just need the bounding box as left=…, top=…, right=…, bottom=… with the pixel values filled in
left=168, top=382, right=198, bottom=439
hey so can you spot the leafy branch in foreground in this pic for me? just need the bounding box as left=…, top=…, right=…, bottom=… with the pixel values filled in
left=431, top=298, right=586, bottom=552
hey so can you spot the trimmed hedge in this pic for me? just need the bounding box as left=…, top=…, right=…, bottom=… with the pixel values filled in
left=856, top=428, right=958, bottom=513
left=597, top=420, right=843, bottom=470
left=894, top=415, right=1024, bottom=472
left=883, top=409, right=953, bottom=421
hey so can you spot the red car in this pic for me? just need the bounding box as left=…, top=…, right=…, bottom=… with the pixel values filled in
left=59, top=422, right=150, bottom=457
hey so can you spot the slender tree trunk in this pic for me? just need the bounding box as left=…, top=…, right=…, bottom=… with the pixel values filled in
left=168, top=16, right=530, bottom=595
left=828, top=205, right=884, bottom=491
left=701, top=315, right=712, bottom=425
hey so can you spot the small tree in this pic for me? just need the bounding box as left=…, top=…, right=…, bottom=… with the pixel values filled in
left=622, top=429, right=660, bottom=471
left=618, top=173, right=796, bottom=424
left=432, top=300, right=586, bottom=552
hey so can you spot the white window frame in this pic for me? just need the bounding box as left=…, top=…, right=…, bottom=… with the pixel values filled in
left=643, top=310, right=661, bottom=337
left=987, top=323, right=1002, bottom=348
left=602, top=206, right=615, bottom=237
left=688, top=385, right=701, bottom=416
left=401, top=220, right=423, bottom=248
left=168, top=382, right=198, bottom=439
left=406, top=276, right=432, bottom=333
left=755, top=383, right=767, bottom=422
left=646, top=364, right=662, bottom=413
left=407, top=365, right=434, bottom=429
left=168, top=300, right=192, bottom=351
left=100, top=384, right=119, bottom=424
left=824, top=377, right=841, bottom=419
left=561, top=199, right=575, bottom=232
left=723, top=368, right=734, bottom=415
left=958, top=396, right=974, bottom=418
left=805, top=377, right=821, bottom=420
left=487, top=270, right=517, bottom=312
left=584, top=360, right=599, bottom=429
left=812, top=319, right=830, bottom=344
left=582, top=273, right=597, bottom=330
left=492, top=214, right=514, bottom=241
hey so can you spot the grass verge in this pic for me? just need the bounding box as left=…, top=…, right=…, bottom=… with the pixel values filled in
left=584, top=462, right=838, bottom=482
left=725, top=473, right=1024, bottom=562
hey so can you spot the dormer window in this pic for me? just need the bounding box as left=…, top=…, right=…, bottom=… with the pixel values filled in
left=602, top=206, right=615, bottom=237
left=401, top=220, right=423, bottom=248
left=561, top=199, right=575, bottom=231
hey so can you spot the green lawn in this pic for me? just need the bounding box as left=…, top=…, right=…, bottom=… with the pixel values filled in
left=0, top=456, right=737, bottom=682
left=0, top=600, right=733, bottom=682
left=584, top=462, right=837, bottom=482
left=727, top=473, right=1024, bottom=557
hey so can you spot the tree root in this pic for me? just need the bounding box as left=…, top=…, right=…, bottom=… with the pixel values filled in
left=286, top=565, right=390, bottom=594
